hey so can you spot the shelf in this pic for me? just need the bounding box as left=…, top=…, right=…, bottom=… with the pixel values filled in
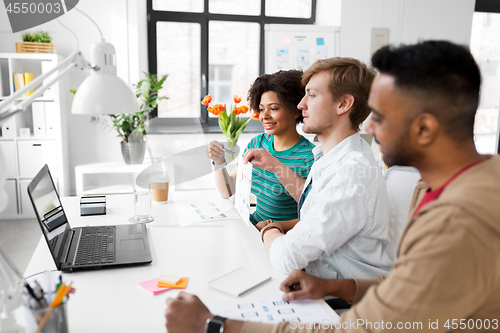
left=0, top=53, right=58, bottom=61
left=0, top=96, right=54, bottom=102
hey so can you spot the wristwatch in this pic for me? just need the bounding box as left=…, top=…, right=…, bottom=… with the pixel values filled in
left=212, top=161, right=227, bottom=171
left=205, top=315, right=226, bottom=333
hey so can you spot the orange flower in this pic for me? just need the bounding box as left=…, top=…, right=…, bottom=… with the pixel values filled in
left=233, top=95, right=242, bottom=104
left=251, top=111, right=259, bottom=120
left=233, top=105, right=249, bottom=115
left=210, top=104, right=225, bottom=117
left=201, top=94, right=212, bottom=106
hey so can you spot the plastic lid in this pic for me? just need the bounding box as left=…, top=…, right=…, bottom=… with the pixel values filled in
left=149, top=174, right=170, bottom=183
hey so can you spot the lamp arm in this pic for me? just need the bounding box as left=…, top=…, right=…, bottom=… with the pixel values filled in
left=0, top=51, right=89, bottom=118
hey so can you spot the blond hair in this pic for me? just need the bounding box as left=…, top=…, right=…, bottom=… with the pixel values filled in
left=302, top=58, right=376, bottom=130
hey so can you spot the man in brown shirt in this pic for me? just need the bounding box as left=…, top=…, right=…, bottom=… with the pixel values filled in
left=165, top=41, right=500, bottom=333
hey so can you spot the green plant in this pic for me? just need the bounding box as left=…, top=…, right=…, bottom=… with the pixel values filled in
left=88, top=72, right=168, bottom=143
left=21, top=31, right=52, bottom=43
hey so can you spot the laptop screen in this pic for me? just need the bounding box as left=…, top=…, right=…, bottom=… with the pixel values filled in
left=28, top=164, right=70, bottom=267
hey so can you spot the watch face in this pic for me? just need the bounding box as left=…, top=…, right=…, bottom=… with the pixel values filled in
left=206, top=321, right=222, bottom=333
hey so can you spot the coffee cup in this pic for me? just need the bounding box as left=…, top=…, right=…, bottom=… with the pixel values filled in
left=150, top=174, right=170, bottom=203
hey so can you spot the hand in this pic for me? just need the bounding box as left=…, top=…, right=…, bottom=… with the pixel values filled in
left=165, top=292, right=213, bottom=333
left=242, top=149, right=280, bottom=172
left=280, top=270, right=332, bottom=302
left=208, top=140, right=226, bottom=165
left=255, top=220, right=271, bottom=231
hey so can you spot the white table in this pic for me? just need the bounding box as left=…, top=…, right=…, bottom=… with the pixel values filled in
left=22, top=190, right=338, bottom=332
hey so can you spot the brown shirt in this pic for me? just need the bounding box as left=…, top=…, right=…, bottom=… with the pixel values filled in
left=242, top=156, right=500, bottom=333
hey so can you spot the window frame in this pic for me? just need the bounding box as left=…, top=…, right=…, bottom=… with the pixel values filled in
left=147, top=0, right=317, bottom=134
left=474, top=0, right=500, bottom=154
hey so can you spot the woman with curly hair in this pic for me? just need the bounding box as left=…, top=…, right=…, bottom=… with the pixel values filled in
left=209, top=70, right=315, bottom=229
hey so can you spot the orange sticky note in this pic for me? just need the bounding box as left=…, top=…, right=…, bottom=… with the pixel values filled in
left=157, top=277, right=188, bottom=289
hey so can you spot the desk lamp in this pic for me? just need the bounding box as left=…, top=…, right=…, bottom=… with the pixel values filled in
left=0, top=7, right=139, bottom=211
left=0, top=244, right=24, bottom=333
left=0, top=10, right=138, bottom=330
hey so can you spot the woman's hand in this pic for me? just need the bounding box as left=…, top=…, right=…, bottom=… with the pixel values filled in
left=255, top=220, right=272, bottom=231
left=208, top=140, right=226, bottom=165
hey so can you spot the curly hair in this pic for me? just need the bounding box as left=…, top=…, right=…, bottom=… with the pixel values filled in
left=247, top=70, right=305, bottom=123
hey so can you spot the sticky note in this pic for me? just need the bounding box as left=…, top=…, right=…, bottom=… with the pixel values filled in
left=157, top=277, right=189, bottom=289
left=282, top=36, right=292, bottom=45
left=138, top=278, right=172, bottom=295
left=316, top=37, right=324, bottom=46
left=159, top=274, right=182, bottom=285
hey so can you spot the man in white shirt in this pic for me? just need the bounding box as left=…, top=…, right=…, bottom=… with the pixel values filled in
left=243, top=58, right=392, bottom=280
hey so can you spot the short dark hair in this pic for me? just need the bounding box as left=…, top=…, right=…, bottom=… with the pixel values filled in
left=302, top=58, right=376, bottom=131
left=247, top=70, right=304, bottom=123
left=371, top=40, right=481, bottom=142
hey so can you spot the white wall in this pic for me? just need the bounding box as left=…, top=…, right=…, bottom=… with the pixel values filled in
left=0, top=0, right=478, bottom=194
left=0, top=0, right=148, bottom=195
left=340, top=0, right=476, bottom=64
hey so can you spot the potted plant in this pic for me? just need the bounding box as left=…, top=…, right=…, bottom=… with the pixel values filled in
left=89, top=72, right=168, bottom=164
left=16, top=31, right=56, bottom=53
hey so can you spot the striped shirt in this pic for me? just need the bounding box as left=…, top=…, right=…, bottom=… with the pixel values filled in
left=243, top=134, right=315, bottom=225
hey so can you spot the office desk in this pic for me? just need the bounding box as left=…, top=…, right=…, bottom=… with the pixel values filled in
left=23, top=190, right=335, bottom=332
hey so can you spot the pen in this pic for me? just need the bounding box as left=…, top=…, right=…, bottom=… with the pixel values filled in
left=222, top=147, right=236, bottom=156
left=25, top=282, right=44, bottom=309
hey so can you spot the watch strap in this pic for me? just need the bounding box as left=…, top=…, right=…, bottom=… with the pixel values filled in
left=205, top=315, right=227, bottom=333
left=212, top=161, right=227, bottom=171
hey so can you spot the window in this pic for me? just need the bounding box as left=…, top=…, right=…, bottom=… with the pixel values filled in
left=147, top=0, right=316, bottom=133
left=471, top=0, right=500, bottom=154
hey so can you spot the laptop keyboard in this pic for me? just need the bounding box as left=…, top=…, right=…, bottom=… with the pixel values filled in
left=75, top=226, right=115, bottom=266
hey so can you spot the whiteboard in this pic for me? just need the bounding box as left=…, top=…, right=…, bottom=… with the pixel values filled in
left=265, top=24, right=340, bottom=74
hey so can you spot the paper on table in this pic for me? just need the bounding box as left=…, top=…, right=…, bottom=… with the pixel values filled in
left=176, top=200, right=240, bottom=227
left=138, top=278, right=172, bottom=295
left=234, top=159, right=253, bottom=226
left=207, top=296, right=340, bottom=325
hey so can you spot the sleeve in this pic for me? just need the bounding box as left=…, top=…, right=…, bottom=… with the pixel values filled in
left=333, top=206, right=495, bottom=333
left=268, top=174, right=369, bottom=274
left=351, top=276, right=385, bottom=304
left=299, top=151, right=315, bottom=179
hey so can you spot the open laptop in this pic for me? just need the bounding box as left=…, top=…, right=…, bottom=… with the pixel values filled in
left=28, top=164, right=152, bottom=272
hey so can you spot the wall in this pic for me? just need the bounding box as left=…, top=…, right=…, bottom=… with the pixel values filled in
left=0, top=0, right=478, bottom=194
left=340, top=0, right=476, bottom=64
left=0, top=0, right=148, bottom=195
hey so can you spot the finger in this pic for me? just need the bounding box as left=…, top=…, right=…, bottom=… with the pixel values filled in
left=176, top=291, right=190, bottom=300
left=283, top=289, right=311, bottom=302
left=166, top=297, right=174, bottom=306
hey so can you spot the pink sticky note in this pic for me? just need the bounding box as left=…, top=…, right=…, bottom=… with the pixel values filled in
left=138, top=278, right=172, bottom=295
left=283, top=36, right=292, bottom=45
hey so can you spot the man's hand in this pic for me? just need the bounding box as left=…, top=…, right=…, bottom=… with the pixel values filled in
left=280, top=270, right=333, bottom=302
left=208, top=140, right=226, bottom=165
left=243, top=149, right=280, bottom=172
left=165, top=292, right=213, bottom=333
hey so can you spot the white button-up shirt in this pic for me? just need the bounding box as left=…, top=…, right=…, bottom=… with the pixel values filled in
left=269, top=132, right=393, bottom=279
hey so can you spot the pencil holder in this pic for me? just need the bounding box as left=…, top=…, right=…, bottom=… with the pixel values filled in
left=24, top=301, right=68, bottom=333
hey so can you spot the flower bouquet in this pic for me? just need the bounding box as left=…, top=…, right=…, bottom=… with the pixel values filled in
left=201, top=94, right=255, bottom=146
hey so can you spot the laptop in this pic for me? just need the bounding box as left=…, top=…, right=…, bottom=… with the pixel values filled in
left=28, top=164, right=153, bottom=272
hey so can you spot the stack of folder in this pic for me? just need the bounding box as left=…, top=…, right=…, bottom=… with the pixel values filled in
left=13, top=72, right=34, bottom=96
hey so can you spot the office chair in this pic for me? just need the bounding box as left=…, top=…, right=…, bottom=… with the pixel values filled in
left=384, top=165, right=421, bottom=260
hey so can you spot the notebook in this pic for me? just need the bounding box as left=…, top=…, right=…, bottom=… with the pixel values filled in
left=27, top=164, right=153, bottom=272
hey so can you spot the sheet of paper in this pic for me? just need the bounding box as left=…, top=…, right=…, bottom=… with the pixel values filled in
left=208, top=296, right=340, bottom=325
left=234, top=160, right=253, bottom=226
left=208, top=267, right=271, bottom=297
left=176, top=200, right=240, bottom=226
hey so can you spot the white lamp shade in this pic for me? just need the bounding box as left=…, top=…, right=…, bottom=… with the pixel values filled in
left=72, top=74, right=139, bottom=115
